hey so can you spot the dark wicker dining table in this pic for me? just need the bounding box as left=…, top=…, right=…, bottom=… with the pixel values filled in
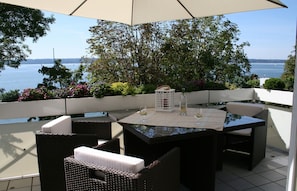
left=119, top=108, right=265, bottom=191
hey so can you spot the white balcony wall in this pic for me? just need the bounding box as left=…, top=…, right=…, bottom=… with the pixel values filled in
left=209, top=89, right=255, bottom=103
left=1, top=90, right=246, bottom=119
left=267, top=106, right=292, bottom=149
left=66, top=94, right=155, bottom=114
left=0, top=89, right=294, bottom=152
left=67, top=91, right=210, bottom=114
left=254, top=88, right=293, bottom=106
left=0, top=99, right=65, bottom=119
left=174, top=90, right=209, bottom=106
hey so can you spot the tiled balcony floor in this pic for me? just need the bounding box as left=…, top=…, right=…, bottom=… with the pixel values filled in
left=0, top=147, right=288, bottom=191
left=216, top=147, right=288, bottom=191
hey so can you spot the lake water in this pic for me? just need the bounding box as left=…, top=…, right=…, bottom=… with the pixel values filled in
left=0, top=62, right=284, bottom=92
left=249, top=62, right=285, bottom=78
left=0, top=63, right=82, bottom=92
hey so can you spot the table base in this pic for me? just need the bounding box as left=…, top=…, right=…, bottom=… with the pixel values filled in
left=123, top=127, right=217, bottom=191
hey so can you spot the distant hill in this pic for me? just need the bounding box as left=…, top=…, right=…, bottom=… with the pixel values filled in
left=21, top=58, right=286, bottom=64
left=248, top=59, right=286, bottom=63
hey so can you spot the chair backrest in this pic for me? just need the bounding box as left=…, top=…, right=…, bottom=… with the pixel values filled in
left=73, top=146, right=145, bottom=173
left=64, top=139, right=180, bottom=191
left=226, top=102, right=265, bottom=117
left=36, top=132, right=98, bottom=191
left=41, top=115, right=72, bottom=134
left=72, top=116, right=114, bottom=140
left=36, top=115, right=114, bottom=191
left=226, top=102, right=267, bottom=136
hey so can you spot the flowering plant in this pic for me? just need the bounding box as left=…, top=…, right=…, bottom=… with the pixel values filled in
left=18, top=87, right=53, bottom=101
left=66, top=83, right=91, bottom=98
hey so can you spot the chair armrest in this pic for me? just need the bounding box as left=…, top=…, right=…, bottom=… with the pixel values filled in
left=144, top=147, right=180, bottom=191
left=253, top=109, right=268, bottom=121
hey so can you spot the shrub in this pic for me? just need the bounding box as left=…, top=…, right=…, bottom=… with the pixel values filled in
left=67, top=83, right=91, bottom=98
left=263, top=78, right=285, bottom=90
left=225, top=83, right=238, bottom=90
left=184, top=80, right=205, bottom=91
left=141, top=84, right=157, bottom=94
left=18, top=87, right=54, bottom=101
left=204, top=82, right=227, bottom=90
left=131, top=85, right=145, bottom=95
left=110, top=82, right=133, bottom=96
left=246, top=79, right=260, bottom=88
left=0, top=90, right=20, bottom=102
left=283, top=76, right=294, bottom=91
left=90, top=83, right=112, bottom=98
left=51, top=88, right=69, bottom=98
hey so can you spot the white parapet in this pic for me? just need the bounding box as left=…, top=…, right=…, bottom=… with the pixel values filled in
left=254, top=88, right=293, bottom=106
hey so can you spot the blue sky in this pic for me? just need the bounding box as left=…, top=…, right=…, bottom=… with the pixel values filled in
left=26, top=0, right=296, bottom=60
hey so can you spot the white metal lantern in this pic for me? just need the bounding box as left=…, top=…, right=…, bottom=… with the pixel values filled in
left=155, top=86, right=175, bottom=112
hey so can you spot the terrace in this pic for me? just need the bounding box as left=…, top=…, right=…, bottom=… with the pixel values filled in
left=0, top=88, right=292, bottom=190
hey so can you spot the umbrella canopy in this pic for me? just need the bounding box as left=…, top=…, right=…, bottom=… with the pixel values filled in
left=0, top=0, right=287, bottom=25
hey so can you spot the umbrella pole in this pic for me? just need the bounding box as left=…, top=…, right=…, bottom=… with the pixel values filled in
left=286, top=20, right=297, bottom=191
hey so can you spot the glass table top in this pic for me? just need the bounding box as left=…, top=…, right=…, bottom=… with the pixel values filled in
left=123, top=113, right=265, bottom=139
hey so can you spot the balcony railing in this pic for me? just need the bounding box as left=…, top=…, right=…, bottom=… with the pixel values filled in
left=0, top=88, right=292, bottom=151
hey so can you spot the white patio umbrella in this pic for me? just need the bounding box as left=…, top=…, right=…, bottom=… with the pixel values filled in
left=0, top=0, right=287, bottom=26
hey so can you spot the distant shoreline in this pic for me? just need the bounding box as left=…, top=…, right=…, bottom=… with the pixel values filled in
left=21, top=58, right=81, bottom=64
left=248, top=59, right=286, bottom=63
left=21, top=58, right=286, bottom=64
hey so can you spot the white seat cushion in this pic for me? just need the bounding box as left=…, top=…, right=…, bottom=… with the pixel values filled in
left=41, top=115, right=72, bottom=134
left=227, top=128, right=252, bottom=136
left=226, top=102, right=265, bottom=117
left=226, top=102, right=265, bottom=137
left=74, top=146, right=145, bottom=173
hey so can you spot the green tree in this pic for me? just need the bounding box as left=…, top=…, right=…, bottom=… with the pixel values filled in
left=0, top=3, right=55, bottom=71
left=38, top=59, right=86, bottom=89
left=281, top=47, right=296, bottom=91
left=159, top=17, right=250, bottom=89
left=38, top=59, right=73, bottom=89
left=72, top=63, right=86, bottom=83
left=87, top=16, right=250, bottom=90
left=87, top=21, right=164, bottom=85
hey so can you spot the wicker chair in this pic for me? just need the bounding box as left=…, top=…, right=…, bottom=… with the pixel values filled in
left=36, top=115, right=114, bottom=191
left=64, top=138, right=180, bottom=191
left=223, top=102, right=268, bottom=170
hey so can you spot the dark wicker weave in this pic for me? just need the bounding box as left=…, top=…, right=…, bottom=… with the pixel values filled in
left=72, top=115, right=115, bottom=140
left=36, top=132, right=99, bottom=191
left=36, top=116, right=113, bottom=191
left=64, top=139, right=180, bottom=191
left=224, top=109, right=268, bottom=170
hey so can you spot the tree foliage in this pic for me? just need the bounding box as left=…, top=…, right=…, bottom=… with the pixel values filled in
left=263, top=78, right=285, bottom=90
left=0, top=3, right=55, bottom=70
left=281, top=47, right=296, bottom=91
left=38, top=59, right=85, bottom=89
left=87, top=21, right=164, bottom=85
left=86, top=16, right=250, bottom=90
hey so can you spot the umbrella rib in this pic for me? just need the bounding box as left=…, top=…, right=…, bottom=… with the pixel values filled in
left=131, top=0, right=135, bottom=25
left=70, top=0, right=88, bottom=15
left=267, top=0, right=288, bottom=8
left=176, top=0, right=194, bottom=19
